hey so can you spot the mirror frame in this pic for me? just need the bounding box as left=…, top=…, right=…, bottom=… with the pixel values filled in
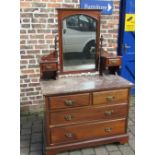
left=57, top=9, right=101, bottom=74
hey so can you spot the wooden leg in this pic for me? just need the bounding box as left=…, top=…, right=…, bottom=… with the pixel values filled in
left=119, top=137, right=129, bottom=144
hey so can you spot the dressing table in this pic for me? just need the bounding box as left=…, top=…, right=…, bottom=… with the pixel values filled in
left=40, top=9, right=133, bottom=155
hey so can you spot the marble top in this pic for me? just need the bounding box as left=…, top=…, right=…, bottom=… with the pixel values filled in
left=40, top=74, right=133, bottom=96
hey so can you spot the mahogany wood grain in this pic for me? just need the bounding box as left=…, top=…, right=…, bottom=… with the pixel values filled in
left=48, top=93, right=90, bottom=110
left=50, top=119, right=126, bottom=144
left=49, top=104, right=128, bottom=126
left=93, top=89, right=128, bottom=105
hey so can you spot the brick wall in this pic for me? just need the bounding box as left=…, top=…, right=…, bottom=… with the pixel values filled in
left=20, top=0, right=120, bottom=112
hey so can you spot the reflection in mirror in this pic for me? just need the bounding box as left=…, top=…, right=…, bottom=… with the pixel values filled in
left=62, top=14, right=97, bottom=71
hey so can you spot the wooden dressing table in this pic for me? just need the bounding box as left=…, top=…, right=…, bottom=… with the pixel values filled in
left=39, top=9, right=134, bottom=155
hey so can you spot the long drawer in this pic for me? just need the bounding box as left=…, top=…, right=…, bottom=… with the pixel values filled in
left=49, top=104, right=128, bottom=126
left=48, top=93, right=90, bottom=110
left=51, top=119, right=126, bottom=144
left=93, top=89, right=128, bottom=105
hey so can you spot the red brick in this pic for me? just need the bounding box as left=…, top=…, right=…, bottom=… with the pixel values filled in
left=29, top=74, right=40, bottom=78
left=35, top=44, right=48, bottom=49
left=21, top=55, right=34, bottom=59
left=20, top=40, right=26, bottom=44
left=45, top=34, right=54, bottom=39
left=32, top=24, right=46, bottom=28
left=38, top=40, right=45, bottom=44
left=21, top=88, right=34, bottom=92
left=31, top=79, right=39, bottom=83
left=48, top=3, right=61, bottom=8
left=27, top=40, right=37, bottom=44
left=20, top=2, right=31, bottom=8
left=21, top=69, right=35, bottom=74
left=20, top=35, right=29, bottom=39
left=30, top=35, right=44, bottom=39
left=29, top=83, right=40, bottom=87
left=29, top=59, right=36, bottom=64
left=27, top=50, right=40, bottom=54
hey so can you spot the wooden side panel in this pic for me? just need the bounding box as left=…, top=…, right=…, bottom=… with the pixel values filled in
left=51, top=119, right=126, bottom=144
left=48, top=93, right=90, bottom=109
left=93, top=89, right=128, bottom=105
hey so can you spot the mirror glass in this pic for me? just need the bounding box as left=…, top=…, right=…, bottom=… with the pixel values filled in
left=62, top=14, right=97, bottom=72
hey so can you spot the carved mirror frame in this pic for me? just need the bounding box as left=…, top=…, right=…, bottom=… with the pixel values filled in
left=57, top=9, right=101, bottom=74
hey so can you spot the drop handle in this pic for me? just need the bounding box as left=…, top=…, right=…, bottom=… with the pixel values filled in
left=104, top=110, right=114, bottom=116
left=104, top=127, right=112, bottom=132
left=111, top=60, right=118, bottom=65
left=106, top=96, right=115, bottom=102
left=64, top=115, right=73, bottom=121
left=65, top=133, right=73, bottom=138
left=64, top=100, right=75, bottom=106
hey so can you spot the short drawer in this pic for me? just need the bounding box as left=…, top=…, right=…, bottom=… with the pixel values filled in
left=93, top=89, right=128, bottom=105
left=42, top=63, right=57, bottom=71
left=48, top=93, right=90, bottom=110
left=51, top=119, right=126, bottom=144
left=50, top=104, right=128, bottom=126
left=107, top=58, right=121, bottom=67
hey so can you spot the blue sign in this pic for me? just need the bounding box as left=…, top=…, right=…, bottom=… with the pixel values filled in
left=80, top=0, right=113, bottom=15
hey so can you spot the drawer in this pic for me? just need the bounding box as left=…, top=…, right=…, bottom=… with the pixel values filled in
left=51, top=119, right=126, bottom=144
left=107, top=58, right=121, bottom=67
left=50, top=104, right=128, bottom=126
left=48, top=93, right=90, bottom=110
left=93, top=89, right=128, bottom=105
left=42, top=63, right=57, bottom=71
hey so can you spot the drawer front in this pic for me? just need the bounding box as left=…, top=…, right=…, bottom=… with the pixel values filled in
left=93, top=89, right=128, bottom=105
left=107, top=58, right=121, bottom=67
left=48, top=93, right=90, bottom=110
left=51, top=119, right=126, bottom=144
left=42, top=63, right=57, bottom=71
left=50, top=104, right=128, bottom=126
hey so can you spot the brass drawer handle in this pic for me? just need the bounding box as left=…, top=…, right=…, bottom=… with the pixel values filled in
left=111, top=60, right=118, bottom=65
left=64, top=100, right=75, bottom=106
left=106, top=96, right=115, bottom=102
left=64, top=115, right=73, bottom=121
left=65, top=133, right=73, bottom=138
left=104, top=127, right=112, bottom=132
left=104, top=110, right=114, bottom=116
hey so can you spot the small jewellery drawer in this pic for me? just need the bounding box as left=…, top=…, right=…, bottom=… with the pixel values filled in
left=50, top=104, right=128, bottom=126
left=42, top=63, right=57, bottom=71
left=93, top=89, right=128, bottom=105
left=48, top=93, right=90, bottom=110
left=50, top=119, right=126, bottom=144
left=107, top=58, right=121, bottom=67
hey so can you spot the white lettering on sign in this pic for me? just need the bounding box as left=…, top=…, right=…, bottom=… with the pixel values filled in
left=84, top=3, right=111, bottom=10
